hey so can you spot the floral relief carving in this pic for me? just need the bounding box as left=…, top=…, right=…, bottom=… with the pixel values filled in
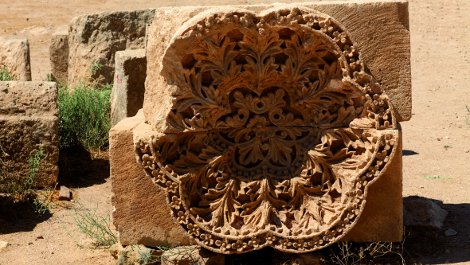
left=136, top=7, right=399, bottom=254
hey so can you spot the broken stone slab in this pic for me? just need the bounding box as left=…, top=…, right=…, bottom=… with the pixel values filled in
left=403, top=196, right=448, bottom=230
left=0, top=82, right=59, bottom=189
left=58, top=185, right=72, bottom=201
left=111, top=49, right=146, bottom=127
left=67, top=9, right=154, bottom=87
left=110, top=111, right=193, bottom=247
left=160, top=245, right=225, bottom=265
left=0, top=37, right=32, bottom=81
left=49, top=31, right=69, bottom=85
left=144, top=2, right=411, bottom=127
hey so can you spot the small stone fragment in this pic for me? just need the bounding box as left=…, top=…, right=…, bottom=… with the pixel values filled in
left=109, top=243, right=124, bottom=259
left=444, top=228, right=457, bottom=237
left=161, top=245, right=225, bottom=265
left=0, top=241, right=9, bottom=251
left=58, top=185, right=72, bottom=200
left=403, top=196, right=448, bottom=230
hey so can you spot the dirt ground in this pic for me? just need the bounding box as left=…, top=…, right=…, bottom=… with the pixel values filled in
left=0, top=0, right=469, bottom=264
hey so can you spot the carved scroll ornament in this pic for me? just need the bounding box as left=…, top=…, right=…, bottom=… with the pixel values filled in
left=136, top=7, right=399, bottom=254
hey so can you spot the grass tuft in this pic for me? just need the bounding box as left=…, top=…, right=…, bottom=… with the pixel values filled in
left=58, top=84, right=111, bottom=150
left=0, top=65, right=16, bottom=81
left=74, top=205, right=117, bottom=248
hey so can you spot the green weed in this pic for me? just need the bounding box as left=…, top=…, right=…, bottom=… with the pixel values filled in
left=0, top=148, right=52, bottom=214
left=424, top=175, right=451, bottom=180
left=74, top=205, right=117, bottom=248
left=58, top=84, right=111, bottom=150
left=0, top=65, right=16, bottom=81
left=90, top=60, right=103, bottom=76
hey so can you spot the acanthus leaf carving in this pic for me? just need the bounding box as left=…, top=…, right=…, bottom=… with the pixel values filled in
left=136, top=7, right=400, bottom=254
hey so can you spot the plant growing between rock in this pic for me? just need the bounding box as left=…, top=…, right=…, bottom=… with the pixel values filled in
left=0, top=147, right=53, bottom=215
left=58, top=84, right=111, bottom=150
left=0, top=65, right=16, bottom=81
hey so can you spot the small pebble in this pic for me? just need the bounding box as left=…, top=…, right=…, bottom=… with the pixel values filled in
left=0, top=241, right=9, bottom=250
left=445, top=228, right=458, bottom=236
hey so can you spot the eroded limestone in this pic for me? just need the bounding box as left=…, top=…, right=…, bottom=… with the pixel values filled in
left=67, top=9, right=154, bottom=87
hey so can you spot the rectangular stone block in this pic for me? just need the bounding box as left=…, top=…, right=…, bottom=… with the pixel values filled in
left=0, top=37, right=32, bottom=81
left=111, top=49, right=146, bottom=127
left=144, top=1, right=411, bottom=125
left=0, top=82, right=59, bottom=189
left=110, top=112, right=193, bottom=247
left=67, top=9, right=154, bottom=87
left=49, top=32, right=69, bottom=85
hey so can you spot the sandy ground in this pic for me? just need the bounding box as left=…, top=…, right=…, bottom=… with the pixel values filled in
left=0, top=0, right=469, bottom=264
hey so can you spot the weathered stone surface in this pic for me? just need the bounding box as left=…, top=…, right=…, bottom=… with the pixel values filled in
left=0, top=82, right=59, bottom=188
left=136, top=5, right=403, bottom=254
left=110, top=111, right=193, bottom=247
left=58, top=185, right=72, bottom=201
left=49, top=32, right=69, bottom=85
left=67, top=9, right=154, bottom=87
left=0, top=37, right=32, bottom=81
left=403, top=196, right=448, bottom=230
left=144, top=2, right=411, bottom=124
left=343, top=132, right=403, bottom=242
left=111, top=49, right=146, bottom=127
left=160, top=245, right=225, bottom=265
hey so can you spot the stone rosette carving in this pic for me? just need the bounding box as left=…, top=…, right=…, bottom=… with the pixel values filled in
left=136, top=7, right=400, bottom=254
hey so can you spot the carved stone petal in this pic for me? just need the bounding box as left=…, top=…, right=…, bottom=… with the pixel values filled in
left=136, top=6, right=399, bottom=254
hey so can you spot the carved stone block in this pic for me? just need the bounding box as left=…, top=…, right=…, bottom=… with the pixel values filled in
left=67, top=9, right=154, bottom=87
left=0, top=82, right=59, bottom=189
left=110, top=1, right=409, bottom=253
left=0, top=37, right=32, bottom=81
left=111, top=49, right=146, bottom=127
left=110, top=111, right=193, bottom=247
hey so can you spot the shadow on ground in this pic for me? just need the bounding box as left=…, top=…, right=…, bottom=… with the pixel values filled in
left=0, top=195, right=52, bottom=234
left=404, top=197, right=470, bottom=264
left=402, top=149, right=419, bottom=156
left=58, top=145, right=109, bottom=188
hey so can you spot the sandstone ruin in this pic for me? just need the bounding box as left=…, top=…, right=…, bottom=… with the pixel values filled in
left=0, top=37, right=32, bottom=81
left=49, top=31, right=69, bottom=85
left=67, top=9, right=154, bottom=87
left=110, top=49, right=146, bottom=126
left=111, top=1, right=410, bottom=254
left=0, top=82, right=59, bottom=189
